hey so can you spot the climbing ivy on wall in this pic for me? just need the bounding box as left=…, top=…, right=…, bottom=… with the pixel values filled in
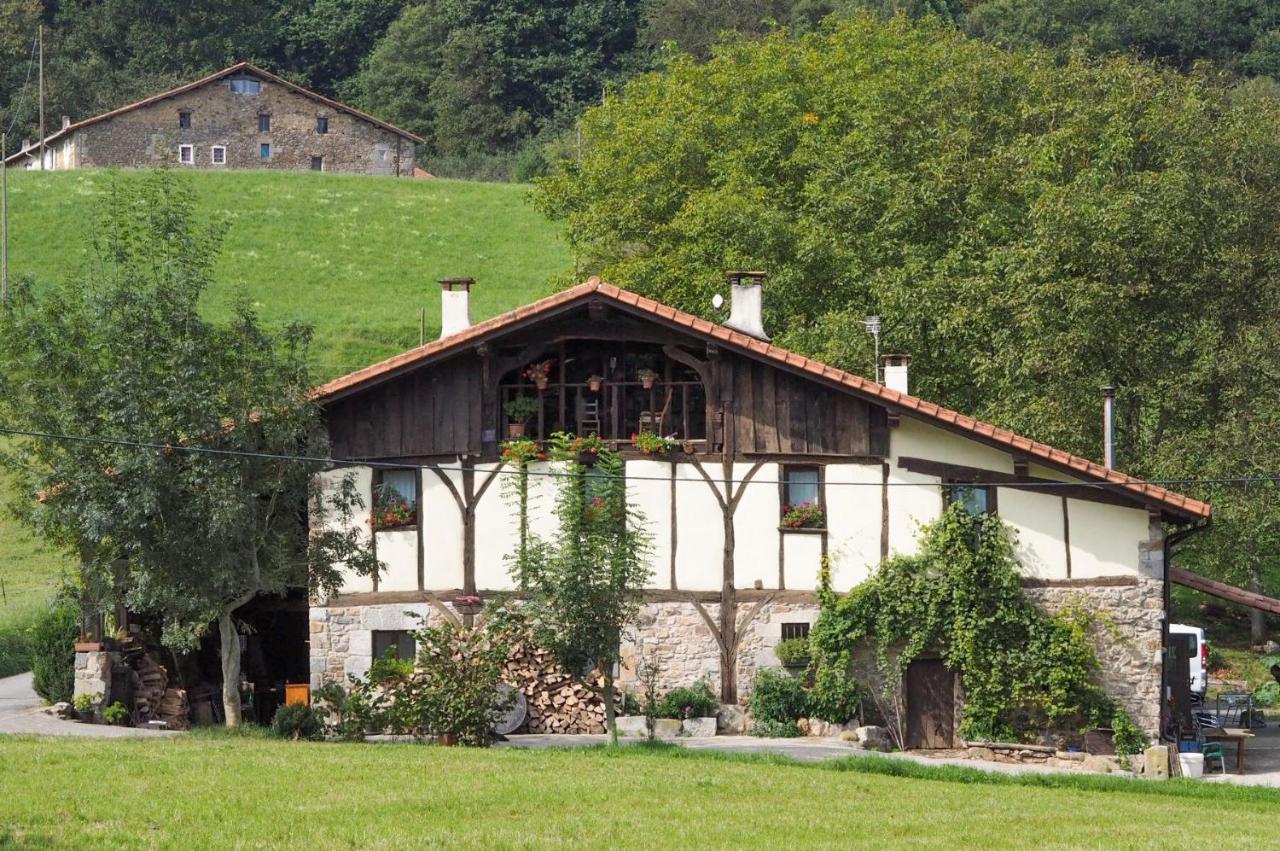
left=812, top=505, right=1132, bottom=744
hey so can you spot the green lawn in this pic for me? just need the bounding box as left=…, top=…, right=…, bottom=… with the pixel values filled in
left=0, top=739, right=1277, bottom=848
left=5, top=169, right=571, bottom=380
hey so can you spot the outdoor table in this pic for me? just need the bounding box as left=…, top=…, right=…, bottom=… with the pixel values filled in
left=1202, top=727, right=1255, bottom=772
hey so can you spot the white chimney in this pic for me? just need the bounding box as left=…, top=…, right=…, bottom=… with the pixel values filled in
left=723, top=271, right=770, bottom=340
left=881, top=354, right=911, bottom=394
left=438, top=277, right=473, bottom=338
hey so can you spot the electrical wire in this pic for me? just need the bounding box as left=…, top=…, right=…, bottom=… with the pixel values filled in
left=3, top=34, right=40, bottom=142
left=0, top=423, right=1249, bottom=493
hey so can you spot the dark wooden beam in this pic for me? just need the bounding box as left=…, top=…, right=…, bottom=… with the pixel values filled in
left=896, top=456, right=1150, bottom=511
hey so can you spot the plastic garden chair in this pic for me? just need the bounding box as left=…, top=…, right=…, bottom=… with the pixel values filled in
left=1202, top=741, right=1228, bottom=775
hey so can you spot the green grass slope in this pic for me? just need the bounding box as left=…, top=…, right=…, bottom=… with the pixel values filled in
left=5, top=169, right=572, bottom=380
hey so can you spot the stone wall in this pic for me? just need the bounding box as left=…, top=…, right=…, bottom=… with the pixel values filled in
left=309, top=602, right=442, bottom=689
left=73, top=75, right=414, bottom=176
left=1022, top=576, right=1165, bottom=737
left=73, top=650, right=116, bottom=704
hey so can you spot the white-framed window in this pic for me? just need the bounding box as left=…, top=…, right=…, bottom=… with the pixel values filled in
left=211, top=146, right=226, bottom=165
left=178, top=144, right=193, bottom=165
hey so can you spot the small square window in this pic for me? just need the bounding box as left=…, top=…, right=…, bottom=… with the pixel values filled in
left=781, top=622, right=810, bottom=641
left=783, top=466, right=820, bottom=510
left=178, top=111, right=191, bottom=129
left=211, top=146, right=226, bottom=165
left=258, top=113, right=271, bottom=132
left=945, top=483, right=994, bottom=517
left=310, top=155, right=323, bottom=171
left=379, top=470, right=417, bottom=505
left=316, top=116, right=328, bottom=134
left=178, top=144, right=193, bottom=164
left=260, top=143, right=271, bottom=160
left=372, top=630, right=415, bottom=662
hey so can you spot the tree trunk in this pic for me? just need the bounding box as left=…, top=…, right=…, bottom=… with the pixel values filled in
left=219, top=608, right=243, bottom=728
left=1250, top=572, right=1267, bottom=648
left=603, top=664, right=617, bottom=746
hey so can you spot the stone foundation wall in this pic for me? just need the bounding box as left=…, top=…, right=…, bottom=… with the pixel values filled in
left=1022, top=577, right=1165, bottom=737
left=73, top=650, right=116, bottom=704
left=309, top=602, right=449, bottom=689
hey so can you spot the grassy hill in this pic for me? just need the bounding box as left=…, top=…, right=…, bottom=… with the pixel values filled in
left=5, top=169, right=572, bottom=380
left=0, top=168, right=570, bottom=670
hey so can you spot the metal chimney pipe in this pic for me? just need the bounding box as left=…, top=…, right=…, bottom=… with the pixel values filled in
left=1102, top=384, right=1116, bottom=469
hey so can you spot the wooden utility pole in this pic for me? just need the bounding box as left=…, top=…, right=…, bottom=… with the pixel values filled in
left=37, top=24, right=44, bottom=171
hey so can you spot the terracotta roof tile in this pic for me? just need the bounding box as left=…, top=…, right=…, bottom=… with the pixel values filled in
left=313, top=279, right=1209, bottom=519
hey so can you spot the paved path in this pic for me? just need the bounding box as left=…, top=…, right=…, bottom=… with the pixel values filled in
left=0, top=672, right=180, bottom=738
left=496, top=733, right=1095, bottom=777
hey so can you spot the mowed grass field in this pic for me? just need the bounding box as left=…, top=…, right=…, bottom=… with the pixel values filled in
left=4, top=169, right=572, bottom=380
left=0, top=739, right=1277, bottom=848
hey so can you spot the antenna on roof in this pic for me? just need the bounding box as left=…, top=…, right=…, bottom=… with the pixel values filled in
left=861, top=315, right=881, bottom=383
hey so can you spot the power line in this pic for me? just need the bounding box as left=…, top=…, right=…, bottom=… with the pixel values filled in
left=0, top=423, right=1255, bottom=492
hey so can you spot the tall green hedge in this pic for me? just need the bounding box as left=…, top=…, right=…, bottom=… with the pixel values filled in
left=29, top=589, right=80, bottom=704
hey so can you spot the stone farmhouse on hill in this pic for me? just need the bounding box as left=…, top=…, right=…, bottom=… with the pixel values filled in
left=3, top=62, right=420, bottom=176
left=308, top=273, right=1211, bottom=744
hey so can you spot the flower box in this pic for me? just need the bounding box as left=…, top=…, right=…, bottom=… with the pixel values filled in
left=453, top=595, right=484, bottom=616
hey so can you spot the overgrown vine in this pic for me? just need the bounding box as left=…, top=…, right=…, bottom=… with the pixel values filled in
left=812, top=504, right=1141, bottom=747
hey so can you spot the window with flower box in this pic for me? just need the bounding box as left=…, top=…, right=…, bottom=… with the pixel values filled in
left=371, top=469, right=418, bottom=531
left=781, top=466, right=824, bottom=529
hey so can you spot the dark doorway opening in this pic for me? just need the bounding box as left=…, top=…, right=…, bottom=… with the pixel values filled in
left=906, top=657, right=956, bottom=749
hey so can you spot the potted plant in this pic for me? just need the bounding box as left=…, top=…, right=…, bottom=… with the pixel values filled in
left=550, top=431, right=605, bottom=465
left=504, top=396, right=539, bottom=438
left=775, top=636, right=810, bottom=669
left=500, top=438, right=545, bottom=464
left=587, top=374, right=605, bottom=392
left=523, top=360, right=553, bottom=391
left=632, top=431, right=679, bottom=456
left=370, top=487, right=417, bottom=531
left=637, top=368, right=659, bottom=390
left=781, top=501, right=826, bottom=529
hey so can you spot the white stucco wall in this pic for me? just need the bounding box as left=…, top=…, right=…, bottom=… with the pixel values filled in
left=997, top=488, right=1069, bottom=580
left=733, top=463, right=781, bottom=590
left=825, top=463, right=883, bottom=590
left=892, top=418, right=1015, bottom=474
left=375, top=528, right=418, bottom=591
left=782, top=532, right=824, bottom=590
left=626, top=459, right=676, bottom=588
left=473, top=462, right=519, bottom=591
left=315, top=466, right=374, bottom=594
left=421, top=467, right=465, bottom=590
left=1066, top=499, right=1148, bottom=578
left=674, top=463, right=726, bottom=591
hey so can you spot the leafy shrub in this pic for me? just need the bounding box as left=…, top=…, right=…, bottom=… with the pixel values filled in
left=807, top=664, right=862, bottom=724
left=753, top=719, right=801, bottom=738
left=272, top=703, right=324, bottom=741
left=0, top=607, right=37, bottom=679
left=774, top=637, right=810, bottom=667
left=1252, top=681, right=1280, bottom=708
left=1110, top=708, right=1146, bottom=756
left=103, top=701, right=130, bottom=726
left=655, top=681, right=718, bottom=719
left=29, top=589, right=80, bottom=703
left=751, top=669, right=808, bottom=724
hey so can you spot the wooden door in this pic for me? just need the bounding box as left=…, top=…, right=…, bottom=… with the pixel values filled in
left=906, top=658, right=955, bottom=749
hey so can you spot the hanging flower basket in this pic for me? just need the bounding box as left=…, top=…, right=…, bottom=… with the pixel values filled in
left=587, top=375, right=604, bottom=392
left=638, top=368, right=658, bottom=390
left=523, top=360, right=553, bottom=391
left=453, top=595, right=484, bottom=616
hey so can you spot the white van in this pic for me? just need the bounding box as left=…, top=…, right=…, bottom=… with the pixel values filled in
left=1168, top=624, right=1208, bottom=698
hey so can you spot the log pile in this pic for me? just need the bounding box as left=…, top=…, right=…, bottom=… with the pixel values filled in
left=502, top=636, right=621, bottom=734
left=124, top=651, right=189, bottom=729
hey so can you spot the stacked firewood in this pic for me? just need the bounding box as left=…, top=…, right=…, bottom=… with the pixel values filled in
left=157, top=689, right=190, bottom=730
left=131, top=654, right=169, bottom=720
left=502, top=637, right=620, bottom=734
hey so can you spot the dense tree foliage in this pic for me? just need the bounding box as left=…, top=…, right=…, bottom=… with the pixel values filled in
left=538, top=14, right=1280, bottom=597
left=5, top=0, right=1279, bottom=179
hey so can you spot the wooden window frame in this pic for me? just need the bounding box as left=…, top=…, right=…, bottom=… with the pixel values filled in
left=259, top=142, right=271, bottom=160
left=310, top=155, right=323, bottom=172
left=177, top=144, right=193, bottom=165
left=371, top=469, right=419, bottom=532
left=178, top=111, right=191, bottom=129
left=942, top=479, right=998, bottom=517
left=210, top=146, right=226, bottom=166
left=258, top=113, right=271, bottom=132
left=316, top=116, right=328, bottom=134
left=371, top=629, right=415, bottom=662
left=780, top=622, right=810, bottom=641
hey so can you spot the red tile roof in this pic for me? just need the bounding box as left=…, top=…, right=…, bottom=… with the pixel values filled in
left=314, top=278, right=1210, bottom=520
left=3, top=61, right=422, bottom=164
